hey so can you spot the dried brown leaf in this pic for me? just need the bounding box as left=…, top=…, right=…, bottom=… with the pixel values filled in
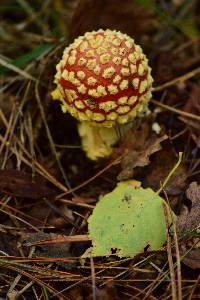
left=146, top=145, right=188, bottom=195
left=181, top=82, right=200, bottom=130
left=181, top=248, right=200, bottom=270
left=0, top=169, right=55, bottom=199
left=177, top=182, right=200, bottom=234
left=115, top=121, right=168, bottom=180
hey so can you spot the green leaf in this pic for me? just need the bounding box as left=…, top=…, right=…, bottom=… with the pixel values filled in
left=84, top=181, right=176, bottom=258
left=0, top=44, right=53, bottom=75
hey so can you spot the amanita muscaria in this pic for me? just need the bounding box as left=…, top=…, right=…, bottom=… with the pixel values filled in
left=52, top=29, right=153, bottom=159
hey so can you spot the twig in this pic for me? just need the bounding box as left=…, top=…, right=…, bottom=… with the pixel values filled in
left=0, top=57, right=36, bottom=82
left=151, top=99, right=200, bottom=122
left=152, top=66, right=200, bottom=92
left=157, top=152, right=183, bottom=194
left=25, top=234, right=91, bottom=247
left=56, top=155, right=122, bottom=199
left=163, top=202, right=177, bottom=300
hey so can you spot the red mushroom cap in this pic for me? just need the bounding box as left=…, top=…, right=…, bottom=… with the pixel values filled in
left=53, top=29, right=153, bottom=127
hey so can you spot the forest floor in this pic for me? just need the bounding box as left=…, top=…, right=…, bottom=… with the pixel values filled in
left=0, top=0, right=200, bottom=299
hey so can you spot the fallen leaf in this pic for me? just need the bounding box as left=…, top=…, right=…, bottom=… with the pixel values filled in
left=0, top=169, right=55, bottom=199
left=114, top=121, right=168, bottom=181
left=177, top=182, right=200, bottom=234
left=180, top=82, right=200, bottom=130
left=145, top=145, right=187, bottom=195
left=83, top=181, right=175, bottom=258
left=181, top=248, right=200, bottom=270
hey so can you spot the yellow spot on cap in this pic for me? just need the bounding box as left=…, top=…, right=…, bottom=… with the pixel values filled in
left=147, top=73, right=153, bottom=86
left=65, top=89, right=76, bottom=102
left=139, top=80, right=148, bottom=93
left=122, top=58, right=129, bottom=66
left=87, top=59, right=96, bottom=70
left=118, top=96, right=128, bottom=105
left=119, top=79, right=129, bottom=90
left=88, top=89, right=99, bottom=98
left=102, top=67, right=116, bottom=79
left=62, top=52, right=69, bottom=61
left=128, top=95, right=137, bottom=105
left=96, top=47, right=107, bottom=54
left=57, top=84, right=64, bottom=95
left=77, top=71, right=85, bottom=80
left=125, top=40, right=132, bottom=48
left=106, top=112, right=118, bottom=121
left=71, top=49, right=77, bottom=56
left=61, top=104, right=68, bottom=113
left=130, top=64, right=137, bottom=74
left=75, top=100, right=85, bottom=109
left=78, top=84, right=87, bottom=94
left=119, top=48, right=127, bottom=56
left=99, top=101, right=117, bottom=112
left=112, top=38, right=121, bottom=46
left=80, top=41, right=88, bottom=52
left=62, top=69, right=68, bottom=80
left=94, top=65, right=101, bottom=75
left=51, top=88, right=61, bottom=100
left=108, top=84, right=118, bottom=94
left=135, top=45, right=142, bottom=54
left=121, top=67, right=130, bottom=76
left=138, top=64, right=145, bottom=76
left=105, top=33, right=114, bottom=42
left=132, top=78, right=139, bottom=89
left=68, top=56, right=76, bottom=65
left=102, top=41, right=110, bottom=49
left=128, top=53, right=135, bottom=63
left=97, top=85, right=107, bottom=96
left=113, top=75, right=121, bottom=84
left=89, top=34, right=103, bottom=48
left=87, top=77, right=97, bottom=86
left=117, top=105, right=130, bottom=114
left=111, top=48, right=118, bottom=55
left=73, top=78, right=81, bottom=86
left=92, top=113, right=105, bottom=122
left=86, top=50, right=95, bottom=58
left=54, top=71, right=61, bottom=83
left=113, top=57, right=121, bottom=65
left=68, top=71, right=75, bottom=83
left=78, top=57, right=87, bottom=66
left=100, top=53, right=110, bottom=64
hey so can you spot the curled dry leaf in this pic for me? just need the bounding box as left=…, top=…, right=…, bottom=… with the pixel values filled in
left=177, top=182, right=200, bottom=234
left=114, top=120, right=168, bottom=181
left=145, top=145, right=188, bottom=195
left=176, top=182, right=200, bottom=269
left=181, top=248, right=200, bottom=270
left=180, top=82, right=200, bottom=131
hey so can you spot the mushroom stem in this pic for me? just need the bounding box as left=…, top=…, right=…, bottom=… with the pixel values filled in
left=78, top=122, right=120, bottom=160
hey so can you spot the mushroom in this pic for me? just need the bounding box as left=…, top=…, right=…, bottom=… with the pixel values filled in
left=52, top=29, right=153, bottom=160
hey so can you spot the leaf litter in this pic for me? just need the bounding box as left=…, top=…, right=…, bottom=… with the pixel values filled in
left=0, top=0, right=200, bottom=299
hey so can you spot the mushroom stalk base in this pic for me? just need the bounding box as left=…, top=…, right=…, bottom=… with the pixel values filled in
left=78, top=122, right=120, bottom=160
